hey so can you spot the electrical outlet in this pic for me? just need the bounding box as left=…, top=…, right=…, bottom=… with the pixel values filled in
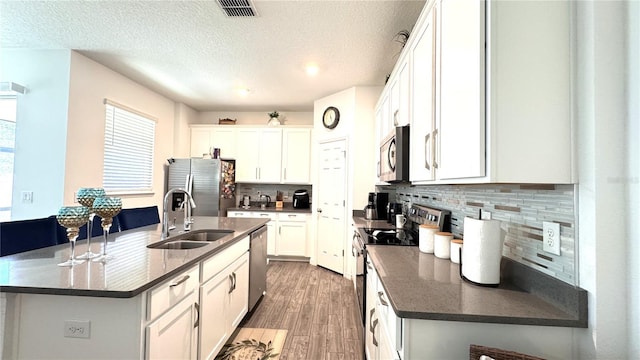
left=543, top=221, right=561, bottom=256
left=64, top=320, right=91, bottom=339
left=21, top=191, right=33, bottom=204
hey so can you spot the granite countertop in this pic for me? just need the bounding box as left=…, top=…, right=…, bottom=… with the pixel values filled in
left=366, top=246, right=587, bottom=328
left=228, top=202, right=311, bottom=214
left=0, top=216, right=268, bottom=298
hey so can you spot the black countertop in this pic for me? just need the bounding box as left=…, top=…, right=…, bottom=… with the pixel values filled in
left=0, top=217, right=268, bottom=298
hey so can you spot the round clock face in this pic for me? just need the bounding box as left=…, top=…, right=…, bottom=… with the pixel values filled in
left=322, top=106, right=340, bottom=129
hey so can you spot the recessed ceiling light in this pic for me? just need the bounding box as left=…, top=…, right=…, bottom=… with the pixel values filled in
left=305, top=64, right=319, bottom=76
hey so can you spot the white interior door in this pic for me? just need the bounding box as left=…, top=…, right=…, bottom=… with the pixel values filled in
left=316, top=139, right=347, bottom=274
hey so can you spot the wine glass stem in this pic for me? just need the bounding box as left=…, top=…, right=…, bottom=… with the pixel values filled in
left=103, top=229, right=109, bottom=256
left=70, top=239, right=77, bottom=260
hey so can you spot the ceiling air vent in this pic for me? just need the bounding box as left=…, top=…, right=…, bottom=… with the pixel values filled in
left=217, top=0, right=258, bottom=17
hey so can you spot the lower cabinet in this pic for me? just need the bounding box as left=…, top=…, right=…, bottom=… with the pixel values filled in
left=199, top=252, right=249, bottom=360
left=146, top=291, right=199, bottom=360
left=228, top=211, right=308, bottom=258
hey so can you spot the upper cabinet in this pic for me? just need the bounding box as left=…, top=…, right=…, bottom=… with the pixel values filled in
left=381, top=0, right=575, bottom=185
left=189, top=125, right=312, bottom=184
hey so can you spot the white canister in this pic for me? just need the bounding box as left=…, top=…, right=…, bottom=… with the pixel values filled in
left=434, top=232, right=453, bottom=259
left=450, top=239, right=463, bottom=264
left=418, top=224, right=439, bottom=253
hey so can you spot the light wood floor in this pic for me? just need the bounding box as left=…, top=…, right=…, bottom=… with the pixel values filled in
left=240, top=261, right=365, bottom=360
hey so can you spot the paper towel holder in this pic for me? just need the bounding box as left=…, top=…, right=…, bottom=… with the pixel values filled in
left=459, top=247, right=500, bottom=287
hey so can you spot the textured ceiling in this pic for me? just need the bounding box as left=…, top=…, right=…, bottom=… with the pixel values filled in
left=0, top=0, right=426, bottom=111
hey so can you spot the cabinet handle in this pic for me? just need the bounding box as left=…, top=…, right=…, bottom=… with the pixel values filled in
left=393, top=109, right=399, bottom=126
left=377, top=161, right=380, bottom=177
left=432, top=129, right=439, bottom=169
left=279, top=226, right=281, bottom=235
left=228, top=274, right=234, bottom=294
left=366, top=259, right=373, bottom=270
left=232, top=272, right=237, bottom=291
left=288, top=214, right=296, bottom=218
left=372, top=318, right=379, bottom=347
left=424, top=133, right=431, bottom=170
left=255, top=168, right=259, bottom=179
left=169, top=275, right=190, bottom=288
left=378, top=291, right=389, bottom=307
left=194, top=302, right=200, bottom=328
left=369, top=308, right=376, bottom=335
left=284, top=168, right=287, bottom=180
left=260, top=214, right=269, bottom=217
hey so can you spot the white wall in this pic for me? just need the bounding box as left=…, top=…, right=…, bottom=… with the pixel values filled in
left=197, top=111, right=313, bottom=126
left=66, top=51, right=180, bottom=210
left=627, top=1, right=640, bottom=358
left=575, top=2, right=629, bottom=358
left=174, top=103, right=198, bottom=158
left=1, top=50, right=71, bottom=220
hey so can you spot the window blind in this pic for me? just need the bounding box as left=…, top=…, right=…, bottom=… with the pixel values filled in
left=103, top=101, right=156, bottom=194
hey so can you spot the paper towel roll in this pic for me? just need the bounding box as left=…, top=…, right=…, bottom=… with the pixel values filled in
left=419, top=224, right=439, bottom=253
left=461, top=217, right=503, bottom=285
left=434, top=232, right=453, bottom=259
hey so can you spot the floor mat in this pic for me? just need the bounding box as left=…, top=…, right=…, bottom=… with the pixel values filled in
left=215, top=328, right=288, bottom=360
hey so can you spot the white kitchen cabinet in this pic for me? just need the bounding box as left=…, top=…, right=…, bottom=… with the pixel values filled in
left=281, top=128, right=312, bottom=184
left=379, top=0, right=574, bottom=184
left=199, top=238, right=249, bottom=360
left=190, top=126, right=237, bottom=159
left=236, top=128, right=282, bottom=183
left=437, top=0, right=485, bottom=180
left=277, top=213, right=307, bottom=257
left=146, top=291, right=198, bottom=360
left=409, top=6, right=437, bottom=183
left=365, top=256, right=378, bottom=360
left=390, top=60, right=410, bottom=128
left=227, top=211, right=308, bottom=258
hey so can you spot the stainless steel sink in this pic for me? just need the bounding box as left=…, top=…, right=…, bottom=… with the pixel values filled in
left=148, top=240, right=209, bottom=250
left=176, top=229, right=234, bottom=242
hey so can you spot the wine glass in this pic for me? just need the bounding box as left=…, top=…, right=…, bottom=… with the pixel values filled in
left=92, top=197, right=122, bottom=263
left=76, top=187, right=105, bottom=260
left=56, top=205, right=90, bottom=267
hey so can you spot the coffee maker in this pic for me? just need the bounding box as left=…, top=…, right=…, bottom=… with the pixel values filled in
left=387, top=202, right=403, bottom=224
left=366, top=192, right=389, bottom=220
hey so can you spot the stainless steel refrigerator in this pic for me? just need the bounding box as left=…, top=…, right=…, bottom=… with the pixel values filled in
left=166, top=158, right=236, bottom=217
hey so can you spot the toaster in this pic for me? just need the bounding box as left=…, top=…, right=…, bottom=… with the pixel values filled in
left=292, top=190, right=310, bottom=209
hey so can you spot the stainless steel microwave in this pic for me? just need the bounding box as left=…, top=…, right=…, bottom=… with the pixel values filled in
left=379, top=125, right=410, bottom=182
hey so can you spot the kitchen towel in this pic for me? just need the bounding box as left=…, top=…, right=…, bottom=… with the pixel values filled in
left=461, top=217, right=503, bottom=285
left=419, top=224, right=439, bottom=253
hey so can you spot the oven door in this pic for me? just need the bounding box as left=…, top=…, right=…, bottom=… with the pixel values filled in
left=352, top=230, right=365, bottom=325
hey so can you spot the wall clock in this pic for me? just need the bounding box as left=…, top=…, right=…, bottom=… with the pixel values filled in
left=322, top=106, right=340, bottom=129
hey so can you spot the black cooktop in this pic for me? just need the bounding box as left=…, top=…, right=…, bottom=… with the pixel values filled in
left=361, top=228, right=418, bottom=246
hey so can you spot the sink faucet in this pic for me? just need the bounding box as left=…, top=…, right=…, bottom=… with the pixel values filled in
left=162, top=188, right=196, bottom=238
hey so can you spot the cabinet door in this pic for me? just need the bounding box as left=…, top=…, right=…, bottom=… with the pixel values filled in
left=227, top=253, right=250, bottom=330
left=277, top=221, right=307, bottom=257
left=282, top=128, right=311, bottom=184
left=235, top=129, right=261, bottom=182
left=146, top=292, right=198, bottom=360
left=199, top=269, right=231, bottom=360
left=410, top=7, right=437, bottom=183
left=210, top=127, right=237, bottom=160
left=392, top=60, right=410, bottom=127
left=438, top=0, right=485, bottom=179
left=365, top=258, right=378, bottom=360
left=191, top=128, right=212, bottom=158
left=257, top=129, right=283, bottom=183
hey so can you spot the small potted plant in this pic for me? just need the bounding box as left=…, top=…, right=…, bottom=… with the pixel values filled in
left=268, top=111, right=281, bottom=126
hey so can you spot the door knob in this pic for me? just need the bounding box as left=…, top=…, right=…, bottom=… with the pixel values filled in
left=317, top=208, right=323, bottom=213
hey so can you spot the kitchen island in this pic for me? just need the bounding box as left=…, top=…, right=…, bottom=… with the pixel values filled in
left=0, top=216, right=268, bottom=359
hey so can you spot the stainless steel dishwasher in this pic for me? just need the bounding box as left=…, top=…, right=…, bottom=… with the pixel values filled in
left=249, top=225, right=267, bottom=311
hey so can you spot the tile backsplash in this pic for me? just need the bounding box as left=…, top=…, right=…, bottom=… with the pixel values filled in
left=386, top=184, right=577, bottom=285
left=236, top=183, right=312, bottom=206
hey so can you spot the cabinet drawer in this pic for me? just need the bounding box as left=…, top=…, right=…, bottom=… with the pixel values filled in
left=148, top=265, right=199, bottom=321
left=201, top=237, right=249, bottom=283
left=278, top=213, right=307, bottom=222
left=252, top=212, right=277, bottom=221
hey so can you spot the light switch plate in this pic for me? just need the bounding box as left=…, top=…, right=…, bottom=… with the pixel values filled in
left=543, top=221, right=561, bottom=256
